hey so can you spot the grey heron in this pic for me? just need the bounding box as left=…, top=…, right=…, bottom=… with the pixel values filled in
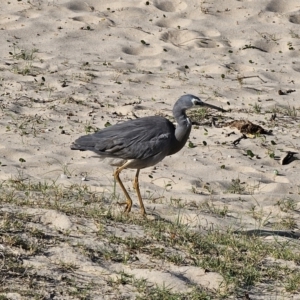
left=71, top=94, right=225, bottom=215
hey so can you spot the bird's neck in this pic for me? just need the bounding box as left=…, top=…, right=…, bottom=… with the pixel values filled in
left=174, top=110, right=192, bottom=143
left=175, top=110, right=190, bottom=126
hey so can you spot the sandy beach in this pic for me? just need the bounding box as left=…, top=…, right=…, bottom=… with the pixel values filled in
left=1, top=0, right=300, bottom=299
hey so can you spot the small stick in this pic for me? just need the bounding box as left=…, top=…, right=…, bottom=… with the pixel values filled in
left=226, top=131, right=236, bottom=137
left=232, top=134, right=247, bottom=146
left=233, top=75, right=267, bottom=83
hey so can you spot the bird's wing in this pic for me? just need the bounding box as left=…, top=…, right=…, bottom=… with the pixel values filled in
left=73, top=116, right=175, bottom=160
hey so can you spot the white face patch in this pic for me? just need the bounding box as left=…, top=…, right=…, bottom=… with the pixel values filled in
left=191, top=98, right=201, bottom=106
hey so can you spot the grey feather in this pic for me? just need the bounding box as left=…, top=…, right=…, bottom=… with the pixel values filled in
left=71, top=116, right=174, bottom=159
left=71, top=94, right=225, bottom=169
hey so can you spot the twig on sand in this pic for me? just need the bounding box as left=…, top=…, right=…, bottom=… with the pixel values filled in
left=232, top=134, right=247, bottom=146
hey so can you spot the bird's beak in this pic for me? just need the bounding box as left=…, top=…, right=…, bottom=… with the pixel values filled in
left=200, top=102, right=227, bottom=113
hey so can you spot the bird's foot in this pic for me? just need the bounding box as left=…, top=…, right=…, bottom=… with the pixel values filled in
left=116, top=201, right=128, bottom=210
left=140, top=208, right=147, bottom=217
left=117, top=200, right=132, bottom=213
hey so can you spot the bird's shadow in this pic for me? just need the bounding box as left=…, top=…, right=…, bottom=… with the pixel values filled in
left=145, top=210, right=174, bottom=224
left=234, top=229, right=300, bottom=240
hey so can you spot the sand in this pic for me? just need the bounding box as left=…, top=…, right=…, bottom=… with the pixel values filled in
left=1, top=0, right=300, bottom=298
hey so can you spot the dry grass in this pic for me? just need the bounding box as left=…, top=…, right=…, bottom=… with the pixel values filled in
left=1, top=177, right=300, bottom=299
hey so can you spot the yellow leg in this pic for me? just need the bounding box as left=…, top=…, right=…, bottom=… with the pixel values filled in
left=133, top=169, right=146, bottom=216
left=113, top=161, right=133, bottom=213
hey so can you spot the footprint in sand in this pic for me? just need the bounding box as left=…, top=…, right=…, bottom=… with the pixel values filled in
left=265, top=0, right=300, bottom=13
left=64, top=1, right=91, bottom=12
left=289, top=13, right=300, bottom=25
left=71, top=15, right=105, bottom=24
left=292, top=62, right=300, bottom=73
left=153, top=0, right=187, bottom=12
left=156, top=17, right=191, bottom=29
left=122, top=44, right=162, bottom=56
left=161, top=30, right=219, bottom=50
